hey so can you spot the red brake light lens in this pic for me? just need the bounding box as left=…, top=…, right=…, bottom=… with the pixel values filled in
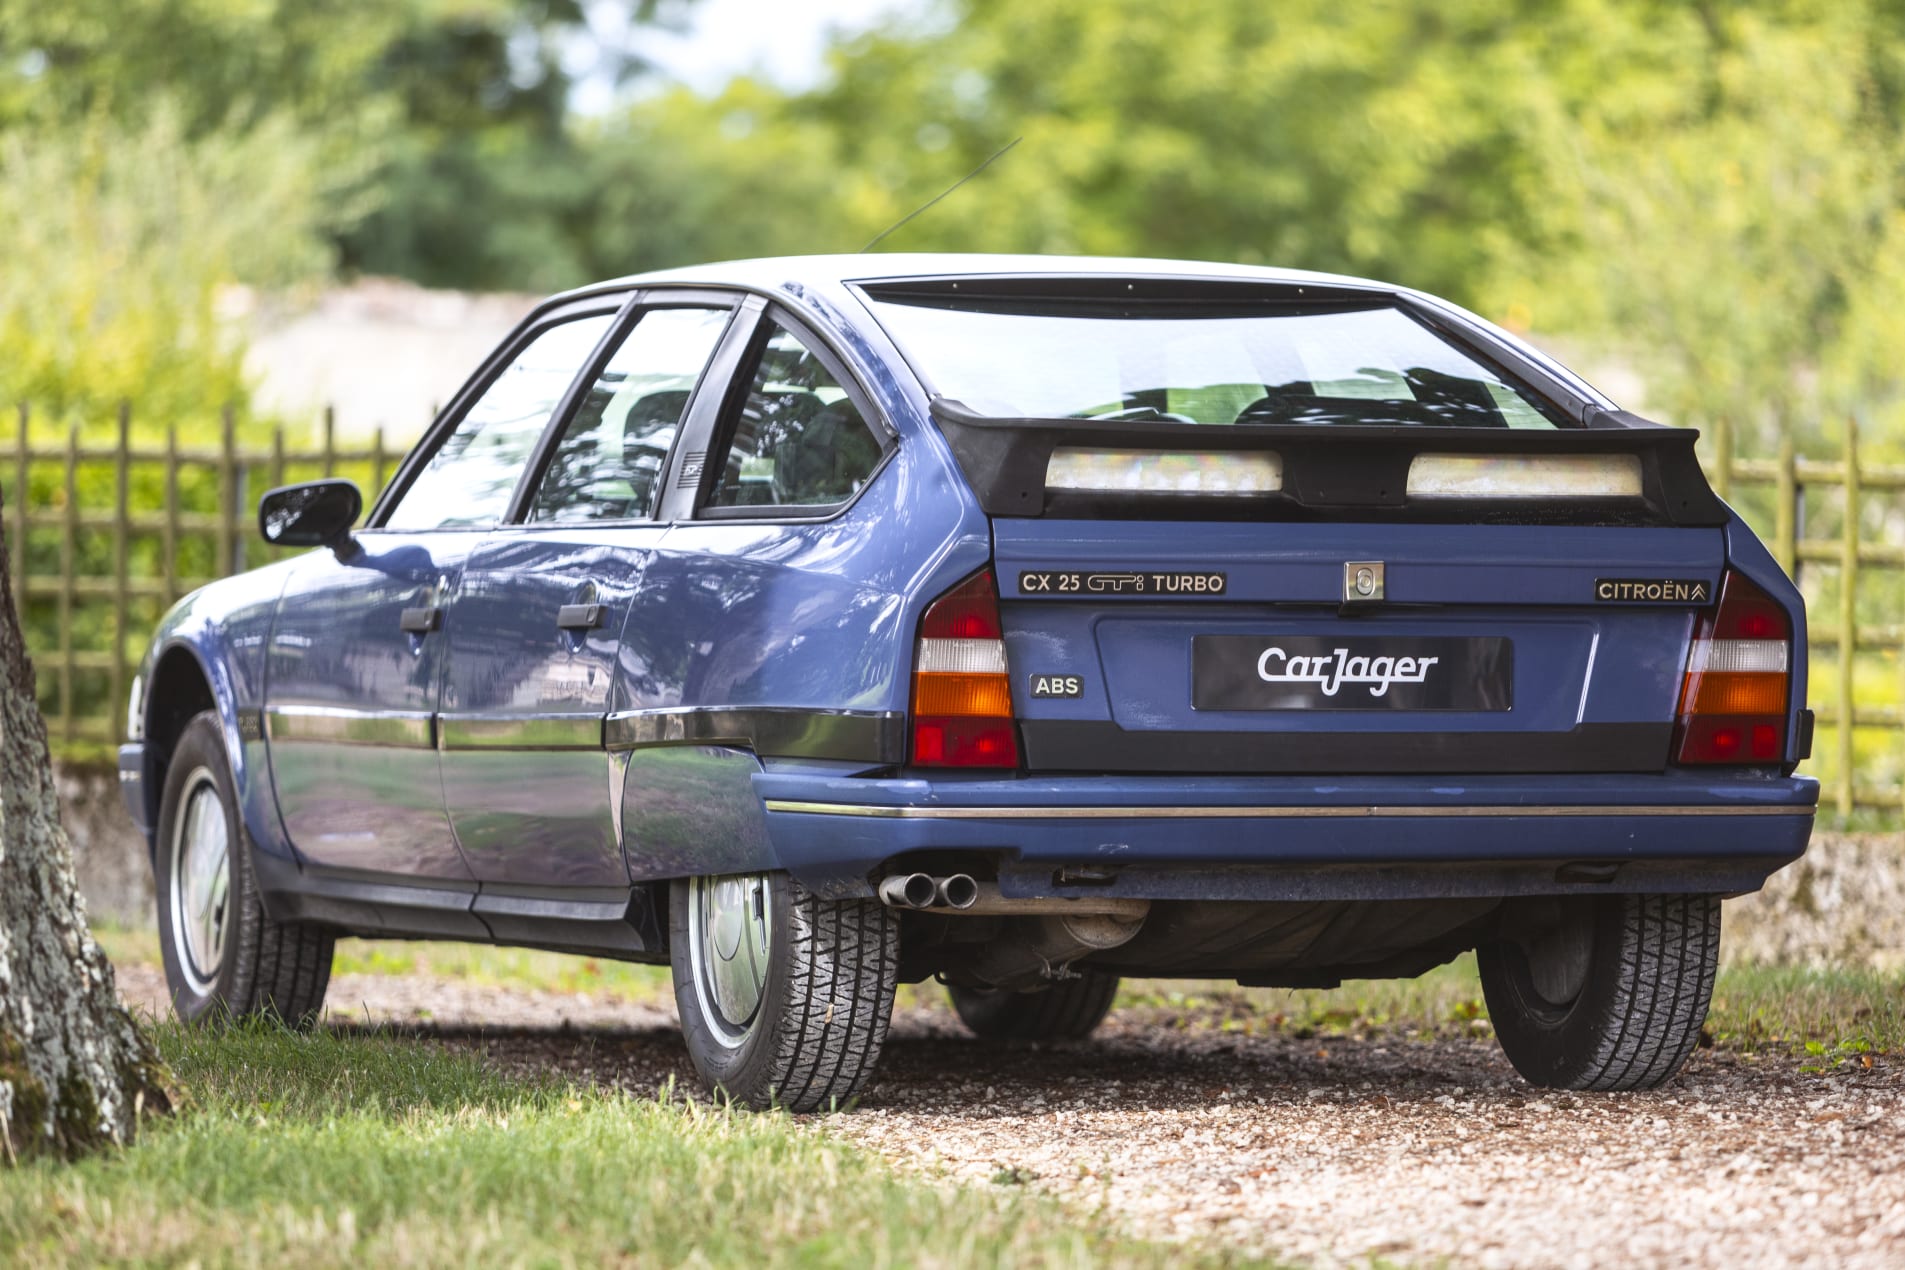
left=910, top=569, right=1019, bottom=769
left=1674, top=571, right=1792, bottom=766
left=919, top=571, right=1004, bottom=640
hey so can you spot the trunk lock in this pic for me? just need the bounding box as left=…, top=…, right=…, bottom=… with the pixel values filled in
left=1344, top=561, right=1385, bottom=603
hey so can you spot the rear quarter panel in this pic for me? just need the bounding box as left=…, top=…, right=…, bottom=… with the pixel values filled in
left=613, top=280, right=990, bottom=881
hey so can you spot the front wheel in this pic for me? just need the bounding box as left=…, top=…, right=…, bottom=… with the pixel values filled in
left=1478, top=892, right=1720, bottom=1091
left=155, top=712, right=335, bottom=1027
left=670, top=872, right=898, bottom=1111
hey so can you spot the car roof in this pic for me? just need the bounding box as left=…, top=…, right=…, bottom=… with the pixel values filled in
left=546, top=253, right=1616, bottom=416
left=557, top=253, right=1397, bottom=299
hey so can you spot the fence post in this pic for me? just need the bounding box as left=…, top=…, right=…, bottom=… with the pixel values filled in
left=1775, top=430, right=1797, bottom=580
left=1712, top=415, right=1732, bottom=501
left=60, top=423, right=78, bottom=744
left=218, top=405, right=236, bottom=578
left=271, top=425, right=286, bottom=563
left=11, top=404, right=25, bottom=604
left=163, top=425, right=179, bottom=602
left=112, top=402, right=130, bottom=744
left=322, top=405, right=336, bottom=479
left=1837, top=417, right=1859, bottom=821
left=372, top=424, right=387, bottom=500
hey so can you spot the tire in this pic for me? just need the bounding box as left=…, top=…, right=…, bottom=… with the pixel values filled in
left=948, top=971, right=1119, bottom=1042
left=670, top=871, right=898, bottom=1112
left=1478, top=893, right=1719, bottom=1092
left=155, top=712, right=334, bottom=1027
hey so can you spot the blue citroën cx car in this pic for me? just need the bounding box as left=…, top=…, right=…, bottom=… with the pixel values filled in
left=122, top=256, right=1816, bottom=1109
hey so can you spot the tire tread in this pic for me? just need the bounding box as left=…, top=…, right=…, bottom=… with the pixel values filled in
left=1483, top=893, right=1718, bottom=1093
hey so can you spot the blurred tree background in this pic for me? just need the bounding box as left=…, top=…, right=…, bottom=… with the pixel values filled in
left=4, top=0, right=1902, bottom=449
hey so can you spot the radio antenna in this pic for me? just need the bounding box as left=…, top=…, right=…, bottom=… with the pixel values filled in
left=858, top=136, right=1022, bottom=253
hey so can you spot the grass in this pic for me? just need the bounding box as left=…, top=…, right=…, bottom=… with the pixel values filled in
left=1111, top=954, right=1905, bottom=1060
left=1704, top=962, right=1905, bottom=1065
left=0, top=1021, right=1267, bottom=1268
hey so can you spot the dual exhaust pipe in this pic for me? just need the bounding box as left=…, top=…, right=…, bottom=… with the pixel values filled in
left=878, top=871, right=979, bottom=911
left=876, top=871, right=1150, bottom=920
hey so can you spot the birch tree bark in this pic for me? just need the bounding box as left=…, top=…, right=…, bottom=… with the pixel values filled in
left=0, top=490, right=167, bottom=1161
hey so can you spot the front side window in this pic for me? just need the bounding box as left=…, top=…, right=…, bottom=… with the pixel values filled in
left=529, top=307, right=731, bottom=523
left=383, top=314, right=614, bottom=530
left=705, top=320, right=884, bottom=511
left=863, top=297, right=1565, bottom=429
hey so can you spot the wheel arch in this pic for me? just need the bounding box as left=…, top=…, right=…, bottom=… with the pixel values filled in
left=139, top=634, right=275, bottom=858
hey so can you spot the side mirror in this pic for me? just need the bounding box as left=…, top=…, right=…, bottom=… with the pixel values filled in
left=259, top=480, right=362, bottom=556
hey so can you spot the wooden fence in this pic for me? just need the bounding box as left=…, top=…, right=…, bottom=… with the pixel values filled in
left=1707, top=416, right=1905, bottom=819
left=4, top=404, right=1902, bottom=821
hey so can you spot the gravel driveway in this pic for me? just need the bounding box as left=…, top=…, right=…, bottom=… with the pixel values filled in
left=116, top=965, right=1905, bottom=1268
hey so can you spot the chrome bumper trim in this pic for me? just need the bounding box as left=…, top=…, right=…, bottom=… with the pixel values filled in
left=762, top=800, right=1814, bottom=821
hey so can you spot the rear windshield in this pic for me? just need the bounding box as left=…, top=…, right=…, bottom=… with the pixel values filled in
left=863, top=297, right=1567, bottom=429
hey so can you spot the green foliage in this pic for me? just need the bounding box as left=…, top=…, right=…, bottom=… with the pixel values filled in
left=0, top=108, right=335, bottom=428
left=590, top=0, right=1905, bottom=453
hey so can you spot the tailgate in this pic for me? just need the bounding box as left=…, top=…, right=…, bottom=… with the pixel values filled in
left=994, top=519, right=1723, bottom=775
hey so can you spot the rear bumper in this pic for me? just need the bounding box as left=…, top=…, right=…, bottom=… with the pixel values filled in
left=755, top=769, right=1818, bottom=901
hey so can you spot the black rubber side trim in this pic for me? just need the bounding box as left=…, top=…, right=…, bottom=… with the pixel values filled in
left=252, top=852, right=663, bottom=957
left=604, top=707, right=905, bottom=763
left=474, top=882, right=664, bottom=958
left=253, top=851, right=488, bottom=940
left=1019, top=720, right=1673, bottom=775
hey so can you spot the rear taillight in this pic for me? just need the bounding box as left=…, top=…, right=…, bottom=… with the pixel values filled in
left=910, top=569, right=1019, bottom=768
left=1674, top=570, right=1791, bottom=765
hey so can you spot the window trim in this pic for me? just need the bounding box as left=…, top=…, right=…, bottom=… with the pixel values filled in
left=688, top=305, right=896, bottom=524
left=366, top=293, right=635, bottom=532
left=504, top=290, right=744, bottom=529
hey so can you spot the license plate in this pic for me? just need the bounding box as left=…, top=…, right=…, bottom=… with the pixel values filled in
left=1192, top=635, right=1513, bottom=711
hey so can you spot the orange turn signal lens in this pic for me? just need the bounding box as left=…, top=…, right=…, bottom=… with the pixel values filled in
left=1683, top=671, right=1789, bottom=717
left=913, top=672, right=1014, bottom=717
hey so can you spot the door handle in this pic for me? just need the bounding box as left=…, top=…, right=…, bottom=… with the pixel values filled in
left=556, top=603, right=607, bottom=631
left=399, top=606, right=442, bottom=634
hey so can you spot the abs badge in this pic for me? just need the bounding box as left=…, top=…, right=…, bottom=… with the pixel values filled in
left=1019, top=570, right=1226, bottom=596
left=1029, top=673, right=1084, bottom=698
left=1596, top=578, right=1712, bottom=603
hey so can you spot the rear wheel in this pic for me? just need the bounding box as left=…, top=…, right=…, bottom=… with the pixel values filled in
left=1478, top=893, right=1719, bottom=1091
left=670, top=871, right=898, bottom=1111
left=155, top=712, right=334, bottom=1027
left=948, top=971, right=1119, bottom=1042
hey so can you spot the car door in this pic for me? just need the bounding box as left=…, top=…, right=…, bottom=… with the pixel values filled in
left=436, top=296, right=739, bottom=887
left=612, top=306, right=904, bottom=881
left=265, top=301, right=621, bottom=879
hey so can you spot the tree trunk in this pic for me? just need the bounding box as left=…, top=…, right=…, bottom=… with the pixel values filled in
left=0, top=487, right=167, bottom=1161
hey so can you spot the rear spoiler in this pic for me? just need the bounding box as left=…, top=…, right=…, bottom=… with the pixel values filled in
left=928, top=399, right=1730, bottom=527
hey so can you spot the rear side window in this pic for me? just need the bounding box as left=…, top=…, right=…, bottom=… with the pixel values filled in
left=863, top=298, right=1565, bottom=429
left=529, top=306, right=731, bottom=523
left=704, top=320, right=884, bottom=511
left=385, top=314, right=614, bottom=530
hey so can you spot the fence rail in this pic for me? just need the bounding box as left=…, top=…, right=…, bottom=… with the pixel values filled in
left=5, top=404, right=1903, bottom=822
